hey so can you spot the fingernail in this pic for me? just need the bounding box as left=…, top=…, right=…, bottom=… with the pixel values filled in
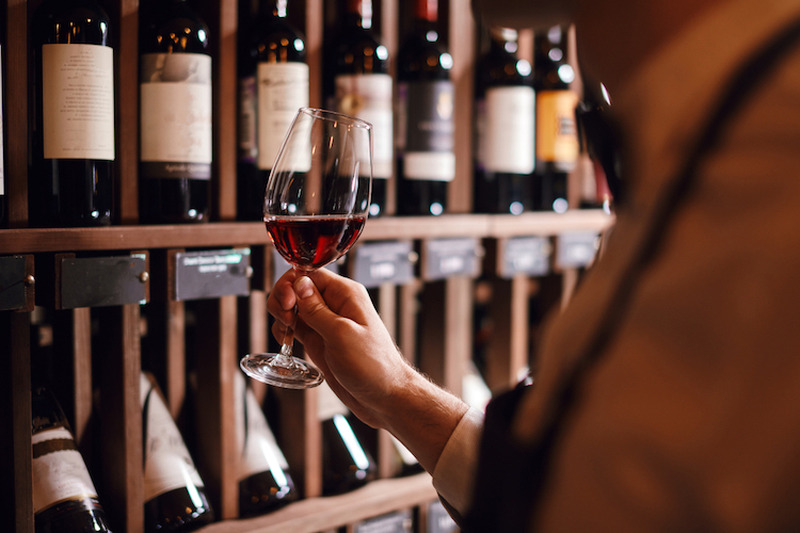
left=294, top=276, right=314, bottom=299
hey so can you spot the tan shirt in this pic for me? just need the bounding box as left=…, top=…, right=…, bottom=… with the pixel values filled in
left=433, top=0, right=800, bottom=529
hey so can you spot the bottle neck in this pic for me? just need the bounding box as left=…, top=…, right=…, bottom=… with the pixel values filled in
left=264, top=0, right=287, bottom=18
left=347, top=0, right=374, bottom=30
left=490, top=26, right=518, bottom=55
left=414, top=0, right=438, bottom=23
left=535, top=25, right=567, bottom=64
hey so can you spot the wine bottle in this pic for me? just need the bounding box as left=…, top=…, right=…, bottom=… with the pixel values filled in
left=30, top=0, right=115, bottom=227
left=0, top=10, right=6, bottom=229
left=396, top=0, right=455, bottom=216
left=533, top=25, right=578, bottom=213
left=237, top=0, right=308, bottom=221
left=234, top=371, right=298, bottom=516
left=139, top=0, right=212, bottom=224
left=349, top=413, right=423, bottom=478
left=236, top=0, right=260, bottom=221
left=330, top=0, right=392, bottom=217
left=141, top=372, right=214, bottom=532
left=474, top=26, right=535, bottom=215
left=318, top=382, right=377, bottom=495
left=32, top=387, right=113, bottom=533
left=462, top=361, right=492, bottom=412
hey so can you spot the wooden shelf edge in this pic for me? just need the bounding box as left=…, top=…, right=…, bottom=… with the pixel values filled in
left=198, top=473, right=439, bottom=533
left=0, top=212, right=614, bottom=254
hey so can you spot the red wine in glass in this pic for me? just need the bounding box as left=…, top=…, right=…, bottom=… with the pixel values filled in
left=240, top=107, right=373, bottom=389
left=266, top=215, right=366, bottom=272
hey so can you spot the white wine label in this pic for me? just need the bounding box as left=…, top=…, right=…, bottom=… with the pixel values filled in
left=42, top=44, right=115, bottom=161
left=32, top=426, right=99, bottom=514
left=235, top=372, right=291, bottom=483
left=403, top=151, right=456, bottom=182
left=335, top=73, right=393, bottom=179
left=397, top=80, right=455, bottom=182
left=317, top=381, right=349, bottom=421
left=257, top=62, right=309, bottom=170
left=536, top=89, right=579, bottom=165
left=140, top=53, right=212, bottom=178
left=141, top=373, right=205, bottom=502
left=481, top=86, right=535, bottom=174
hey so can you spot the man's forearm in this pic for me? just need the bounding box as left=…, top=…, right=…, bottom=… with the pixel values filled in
left=378, top=364, right=471, bottom=474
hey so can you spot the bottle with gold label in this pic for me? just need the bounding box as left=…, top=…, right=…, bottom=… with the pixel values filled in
left=533, top=25, right=578, bottom=213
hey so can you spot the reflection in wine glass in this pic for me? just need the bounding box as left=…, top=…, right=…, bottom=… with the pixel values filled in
left=240, top=107, right=373, bottom=389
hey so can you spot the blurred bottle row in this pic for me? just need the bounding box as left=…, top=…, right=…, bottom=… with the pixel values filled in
left=0, top=0, right=612, bottom=229
left=29, top=302, right=448, bottom=532
left=30, top=286, right=490, bottom=533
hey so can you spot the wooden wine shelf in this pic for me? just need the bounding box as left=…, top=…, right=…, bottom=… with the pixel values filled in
left=199, top=473, right=438, bottom=533
left=0, top=210, right=613, bottom=254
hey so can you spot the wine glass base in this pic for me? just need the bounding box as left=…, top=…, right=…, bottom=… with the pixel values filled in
left=240, top=353, right=324, bottom=389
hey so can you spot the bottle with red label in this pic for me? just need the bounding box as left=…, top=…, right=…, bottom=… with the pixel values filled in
left=396, top=0, right=455, bottom=216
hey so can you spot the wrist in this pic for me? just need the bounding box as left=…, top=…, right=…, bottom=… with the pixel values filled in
left=379, top=362, right=470, bottom=472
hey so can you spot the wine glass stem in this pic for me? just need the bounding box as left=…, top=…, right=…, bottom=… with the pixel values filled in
left=274, top=309, right=297, bottom=369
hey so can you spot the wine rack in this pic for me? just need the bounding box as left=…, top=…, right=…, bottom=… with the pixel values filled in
left=0, top=0, right=612, bottom=532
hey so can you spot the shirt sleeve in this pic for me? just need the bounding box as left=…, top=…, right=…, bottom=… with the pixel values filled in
left=431, top=406, right=485, bottom=517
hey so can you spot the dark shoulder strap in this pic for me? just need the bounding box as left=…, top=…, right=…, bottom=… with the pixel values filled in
left=463, top=14, right=800, bottom=532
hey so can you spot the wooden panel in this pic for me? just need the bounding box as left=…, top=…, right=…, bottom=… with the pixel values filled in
left=6, top=0, right=29, bottom=226
left=117, top=0, right=140, bottom=224
left=449, top=0, right=476, bottom=214
left=213, top=0, right=238, bottom=221
left=1, top=312, right=33, bottom=533
left=443, top=277, right=472, bottom=394
left=0, top=212, right=614, bottom=254
left=485, top=276, right=530, bottom=392
left=193, top=296, right=239, bottom=519
left=71, top=307, right=94, bottom=445
left=273, top=385, right=322, bottom=499
left=417, top=281, right=447, bottom=387
left=398, top=281, right=420, bottom=365
left=382, top=0, right=398, bottom=215
left=374, top=283, right=398, bottom=479
left=199, top=473, right=437, bottom=533
left=306, top=0, right=323, bottom=107
left=97, top=304, right=144, bottom=533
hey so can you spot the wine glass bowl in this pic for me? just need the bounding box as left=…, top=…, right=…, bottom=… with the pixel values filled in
left=240, top=107, right=373, bottom=389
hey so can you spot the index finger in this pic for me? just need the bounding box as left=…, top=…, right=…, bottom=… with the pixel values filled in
left=304, top=269, right=375, bottom=322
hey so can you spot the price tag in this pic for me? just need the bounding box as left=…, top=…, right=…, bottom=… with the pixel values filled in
left=351, top=241, right=415, bottom=288
left=556, top=231, right=600, bottom=268
left=500, top=237, right=551, bottom=278
left=423, top=238, right=482, bottom=280
left=174, top=248, right=251, bottom=301
left=59, top=254, right=148, bottom=309
left=427, top=500, right=459, bottom=533
left=0, top=256, right=33, bottom=312
left=353, top=509, right=413, bottom=533
left=271, top=250, right=340, bottom=287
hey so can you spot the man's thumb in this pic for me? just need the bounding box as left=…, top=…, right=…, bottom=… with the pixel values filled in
left=293, top=275, right=338, bottom=330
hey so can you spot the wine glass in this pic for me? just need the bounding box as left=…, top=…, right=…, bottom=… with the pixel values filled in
left=240, top=107, right=373, bottom=389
